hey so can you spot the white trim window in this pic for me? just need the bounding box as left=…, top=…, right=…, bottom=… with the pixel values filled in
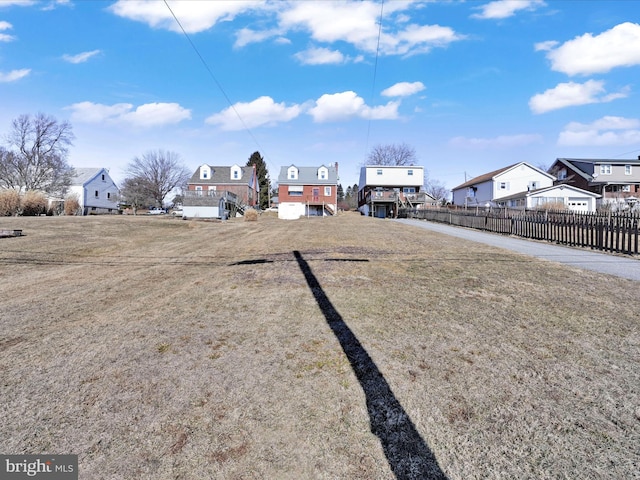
left=625, top=165, right=632, bottom=175
left=600, top=164, right=612, bottom=175
left=324, top=186, right=331, bottom=196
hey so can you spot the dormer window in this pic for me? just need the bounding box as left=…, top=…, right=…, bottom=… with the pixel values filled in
left=230, top=165, right=242, bottom=180
left=558, top=169, right=567, bottom=180
left=317, top=166, right=328, bottom=180
left=200, top=165, right=211, bottom=180
left=288, top=166, right=298, bottom=180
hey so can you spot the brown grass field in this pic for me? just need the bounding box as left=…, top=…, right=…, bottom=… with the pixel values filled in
left=0, top=213, right=638, bottom=479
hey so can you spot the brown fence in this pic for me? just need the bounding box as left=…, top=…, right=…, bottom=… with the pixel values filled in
left=402, top=208, right=640, bottom=255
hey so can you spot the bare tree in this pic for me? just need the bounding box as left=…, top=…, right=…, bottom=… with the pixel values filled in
left=366, top=143, right=416, bottom=166
left=425, top=178, right=450, bottom=205
left=119, top=176, right=155, bottom=215
left=0, top=113, right=75, bottom=194
left=124, top=150, right=191, bottom=208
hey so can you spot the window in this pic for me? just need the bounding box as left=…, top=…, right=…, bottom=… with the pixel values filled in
left=377, top=169, right=383, bottom=175
left=499, top=182, right=509, bottom=190
left=622, top=185, right=631, bottom=192
left=107, top=193, right=111, bottom=199
left=600, top=164, right=612, bottom=175
left=195, top=186, right=203, bottom=196
left=233, top=171, right=239, bottom=179
left=101, top=174, right=105, bottom=181
left=408, top=169, right=413, bottom=176
left=289, top=190, right=302, bottom=196
left=528, top=181, right=538, bottom=190
left=557, top=169, right=567, bottom=180
left=324, top=186, right=331, bottom=196
left=625, top=165, right=632, bottom=175
left=94, top=190, right=99, bottom=198
left=202, top=171, right=208, bottom=179
left=403, top=187, right=416, bottom=194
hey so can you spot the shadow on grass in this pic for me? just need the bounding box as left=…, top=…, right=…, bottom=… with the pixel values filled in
left=293, top=250, right=447, bottom=480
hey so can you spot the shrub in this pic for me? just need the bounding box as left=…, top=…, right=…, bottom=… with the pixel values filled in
left=63, top=194, right=81, bottom=216
left=21, top=191, right=47, bottom=216
left=0, top=189, right=20, bottom=216
left=244, top=208, right=258, bottom=222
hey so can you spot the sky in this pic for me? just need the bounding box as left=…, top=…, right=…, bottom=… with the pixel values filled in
left=1, top=0, right=640, bottom=192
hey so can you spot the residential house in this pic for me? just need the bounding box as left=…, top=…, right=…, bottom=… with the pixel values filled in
left=358, top=165, right=435, bottom=218
left=183, top=164, right=259, bottom=219
left=451, top=162, right=555, bottom=207
left=548, top=157, right=640, bottom=209
left=277, top=164, right=338, bottom=220
left=496, top=184, right=601, bottom=212
left=68, top=168, right=119, bottom=215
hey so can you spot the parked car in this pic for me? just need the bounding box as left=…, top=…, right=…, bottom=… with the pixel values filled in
left=147, top=208, right=166, bottom=215
left=171, top=207, right=184, bottom=217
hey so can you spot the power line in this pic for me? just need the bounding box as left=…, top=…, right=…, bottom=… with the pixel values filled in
left=364, top=0, right=385, bottom=161
left=162, top=0, right=278, bottom=176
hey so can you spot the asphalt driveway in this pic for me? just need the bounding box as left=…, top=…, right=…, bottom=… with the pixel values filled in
left=395, top=218, right=640, bottom=282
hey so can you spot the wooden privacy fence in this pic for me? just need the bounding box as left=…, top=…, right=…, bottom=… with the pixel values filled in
left=402, top=209, right=640, bottom=255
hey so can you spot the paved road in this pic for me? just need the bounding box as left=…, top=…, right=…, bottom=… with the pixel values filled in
left=395, top=218, right=640, bottom=282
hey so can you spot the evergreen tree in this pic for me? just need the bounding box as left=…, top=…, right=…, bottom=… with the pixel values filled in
left=337, top=183, right=345, bottom=202
left=246, top=151, right=270, bottom=209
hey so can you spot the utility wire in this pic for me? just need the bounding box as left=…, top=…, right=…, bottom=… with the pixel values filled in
left=163, top=0, right=278, bottom=175
left=364, top=0, right=385, bottom=161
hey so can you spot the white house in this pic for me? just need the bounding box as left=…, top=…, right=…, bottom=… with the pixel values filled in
left=496, top=184, right=601, bottom=212
left=358, top=165, right=434, bottom=217
left=68, top=168, right=119, bottom=215
left=451, top=162, right=555, bottom=207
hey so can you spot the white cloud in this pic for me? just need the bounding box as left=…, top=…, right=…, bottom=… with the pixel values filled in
left=277, top=2, right=464, bottom=56
left=108, top=1, right=464, bottom=57
left=381, top=81, right=425, bottom=97
left=533, top=40, right=557, bottom=52
left=293, top=46, right=347, bottom=65
left=66, top=101, right=191, bottom=127
left=0, top=21, right=15, bottom=42
left=0, top=1, right=36, bottom=7
left=308, top=91, right=399, bottom=123
left=234, top=27, right=281, bottom=48
left=544, top=22, right=640, bottom=75
left=529, top=80, right=628, bottom=114
left=205, top=96, right=302, bottom=131
left=449, top=133, right=543, bottom=149
left=558, top=116, right=640, bottom=146
left=108, top=0, right=258, bottom=34
left=471, top=0, right=546, bottom=20
left=62, top=50, right=101, bottom=64
left=0, top=68, right=30, bottom=82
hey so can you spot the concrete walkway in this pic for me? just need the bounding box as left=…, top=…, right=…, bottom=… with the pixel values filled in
left=395, top=218, right=640, bottom=282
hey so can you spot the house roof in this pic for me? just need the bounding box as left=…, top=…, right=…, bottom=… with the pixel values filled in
left=452, top=162, right=554, bottom=191
left=278, top=165, right=338, bottom=184
left=71, top=168, right=105, bottom=186
left=553, top=157, right=640, bottom=184
left=497, top=184, right=601, bottom=202
left=188, top=165, right=254, bottom=185
left=451, top=164, right=516, bottom=190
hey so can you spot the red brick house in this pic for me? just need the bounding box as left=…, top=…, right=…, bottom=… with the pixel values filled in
left=186, top=164, right=259, bottom=206
left=277, top=164, right=338, bottom=219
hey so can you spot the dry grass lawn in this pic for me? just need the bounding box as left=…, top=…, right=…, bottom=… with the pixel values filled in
left=0, top=213, right=638, bottom=479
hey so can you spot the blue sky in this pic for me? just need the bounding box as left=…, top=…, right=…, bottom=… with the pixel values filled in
left=1, top=0, right=640, bottom=191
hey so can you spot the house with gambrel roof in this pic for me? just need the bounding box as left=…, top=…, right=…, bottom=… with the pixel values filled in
left=451, top=162, right=555, bottom=207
